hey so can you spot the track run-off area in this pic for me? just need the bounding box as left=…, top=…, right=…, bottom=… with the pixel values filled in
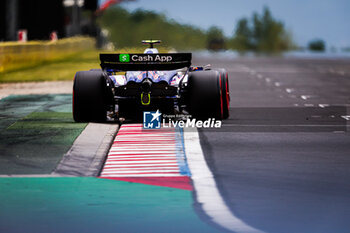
left=1, top=54, right=350, bottom=233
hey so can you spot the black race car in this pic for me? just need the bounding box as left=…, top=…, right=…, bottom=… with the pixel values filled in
left=73, top=40, right=229, bottom=122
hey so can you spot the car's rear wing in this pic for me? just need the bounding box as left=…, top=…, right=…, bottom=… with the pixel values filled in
left=100, top=53, right=192, bottom=71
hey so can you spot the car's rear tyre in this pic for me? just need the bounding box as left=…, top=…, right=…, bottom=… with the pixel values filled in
left=216, top=68, right=230, bottom=119
left=73, top=71, right=109, bottom=122
left=187, top=70, right=223, bottom=119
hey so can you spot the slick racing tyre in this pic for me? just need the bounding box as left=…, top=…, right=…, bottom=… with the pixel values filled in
left=73, top=71, right=110, bottom=122
left=216, top=68, right=230, bottom=119
left=187, top=70, right=223, bottom=120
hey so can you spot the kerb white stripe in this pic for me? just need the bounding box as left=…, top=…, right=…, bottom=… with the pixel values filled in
left=183, top=127, right=263, bottom=233
left=101, top=174, right=183, bottom=177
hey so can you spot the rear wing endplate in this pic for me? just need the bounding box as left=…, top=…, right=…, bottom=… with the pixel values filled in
left=100, top=53, right=192, bottom=71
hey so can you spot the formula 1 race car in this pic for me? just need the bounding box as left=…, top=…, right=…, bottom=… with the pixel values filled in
left=73, top=40, right=230, bottom=122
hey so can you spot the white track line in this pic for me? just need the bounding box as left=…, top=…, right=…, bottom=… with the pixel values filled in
left=109, top=148, right=177, bottom=151
left=105, top=160, right=178, bottom=164
left=318, top=104, right=329, bottom=108
left=285, top=88, right=294, bottom=93
left=101, top=174, right=184, bottom=177
left=107, top=156, right=180, bottom=159
left=103, top=164, right=179, bottom=168
left=183, top=127, right=264, bottom=233
left=108, top=151, right=176, bottom=155
left=102, top=167, right=180, bottom=171
left=102, top=170, right=180, bottom=174
left=341, top=116, right=350, bottom=121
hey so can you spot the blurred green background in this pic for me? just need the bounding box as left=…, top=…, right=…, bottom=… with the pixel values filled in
left=99, top=6, right=295, bottom=52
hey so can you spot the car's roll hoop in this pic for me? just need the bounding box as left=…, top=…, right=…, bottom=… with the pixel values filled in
left=142, top=39, right=161, bottom=48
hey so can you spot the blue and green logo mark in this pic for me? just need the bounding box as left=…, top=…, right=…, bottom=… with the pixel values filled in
left=119, top=54, right=130, bottom=62
left=143, top=110, right=161, bottom=129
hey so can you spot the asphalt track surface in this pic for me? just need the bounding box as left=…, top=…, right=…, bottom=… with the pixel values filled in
left=192, top=55, right=350, bottom=233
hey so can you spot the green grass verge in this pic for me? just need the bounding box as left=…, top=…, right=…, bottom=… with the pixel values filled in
left=7, top=112, right=86, bottom=130
left=0, top=94, right=87, bottom=174
left=0, top=47, right=169, bottom=83
left=0, top=50, right=100, bottom=83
